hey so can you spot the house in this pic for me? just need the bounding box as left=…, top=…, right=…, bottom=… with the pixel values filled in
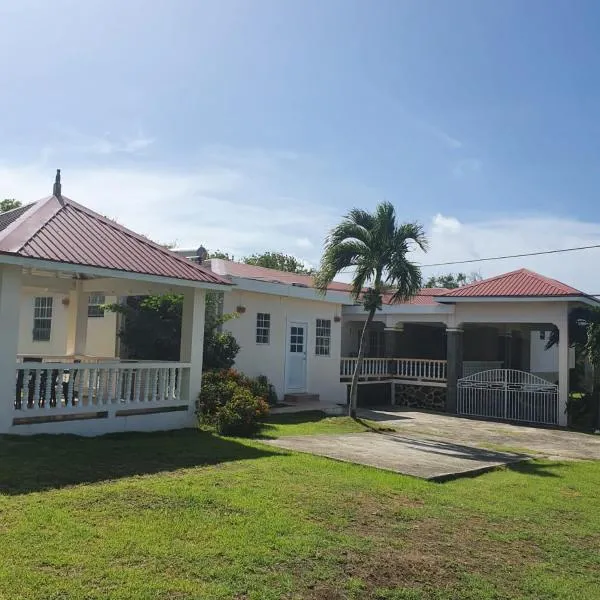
left=186, top=257, right=593, bottom=428
left=0, top=171, right=230, bottom=436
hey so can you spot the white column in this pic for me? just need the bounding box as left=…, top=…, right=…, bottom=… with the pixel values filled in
left=556, top=309, right=569, bottom=427
left=0, top=266, right=22, bottom=433
left=66, top=281, right=89, bottom=356
left=179, top=288, right=206, bottom=406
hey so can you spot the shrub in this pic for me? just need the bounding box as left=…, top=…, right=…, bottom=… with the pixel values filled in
left=197, top=369, right=272, bottom=435
left=567, top=392, right=597, bottom=430
left=251, top=375, right=279, bottom=405
left=214, top=388, right=269, bottom=436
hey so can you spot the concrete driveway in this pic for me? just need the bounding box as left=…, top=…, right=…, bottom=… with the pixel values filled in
left=264, top=431, right=527, bottom=480
left=359, top=408, right=600, bottom=461
left=264, top=409, right=600, bottom=480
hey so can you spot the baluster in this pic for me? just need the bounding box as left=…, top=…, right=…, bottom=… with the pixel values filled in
left=143, top=368, right=151, bottom=402
left=169, top=368, right=176, bottom=400
left=175, top=368, right=182, bottom=401
left=133, top=368, right=142, bottom=403
left=113, top=368, right=121, bottom=403
left=66, top=369, right=75, bottom=406
left=88, top=368, right=97, bottom=406
left=151, top=369, right=159, bottom=402
left=97, top=368, right=106, bottom=404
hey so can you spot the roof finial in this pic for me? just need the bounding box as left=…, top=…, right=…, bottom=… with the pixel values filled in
left=53, top=169, right=65, bottom=205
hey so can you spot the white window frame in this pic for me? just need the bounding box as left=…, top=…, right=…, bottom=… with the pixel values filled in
left=88, top=292, right=106, bottom=318
left=256, top=313, right=271, bottom=344
left=33, top=296, right=53, bottom=342
left=315, top=318, right=331, bottom=356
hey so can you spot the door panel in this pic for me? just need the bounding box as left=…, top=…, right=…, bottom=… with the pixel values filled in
left=286, top=322, right=307, bottom=391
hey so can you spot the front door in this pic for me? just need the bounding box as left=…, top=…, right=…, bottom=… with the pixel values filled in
left=285, top=322, right=307, bottom=392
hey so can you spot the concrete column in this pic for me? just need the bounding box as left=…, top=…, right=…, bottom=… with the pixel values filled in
left=66, top=281, right=90, bottom=356
left=556, top=312, right=569, bottom=427
left=179, top=288, right=206, bottom=408
left=0, top=266, right=22, bottom=434
left=446, top=327, right=463, bottom=414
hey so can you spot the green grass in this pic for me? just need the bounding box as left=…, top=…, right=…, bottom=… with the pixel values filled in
left=0, top=412, right=598, bottom=599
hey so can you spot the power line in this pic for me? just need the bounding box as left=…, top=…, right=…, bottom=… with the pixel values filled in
left=419, top=242, right=600, bottom=268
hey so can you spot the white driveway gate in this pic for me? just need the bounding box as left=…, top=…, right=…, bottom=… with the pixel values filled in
left=457, top=369, right=558, bottom=425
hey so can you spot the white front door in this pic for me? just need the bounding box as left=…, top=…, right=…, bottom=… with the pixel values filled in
left=285, top=322, right=307, bottom=392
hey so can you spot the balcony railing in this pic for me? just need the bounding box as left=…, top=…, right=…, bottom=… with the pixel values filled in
left=340, top=357, right=447, bottom=382
left=14, top=361, right=190, bottom=416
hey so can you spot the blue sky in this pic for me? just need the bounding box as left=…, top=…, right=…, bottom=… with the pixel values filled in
left=2, top=0, right=600, bottom=289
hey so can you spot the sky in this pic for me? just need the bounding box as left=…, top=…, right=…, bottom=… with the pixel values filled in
left=2, top=0, right=600, bottom=290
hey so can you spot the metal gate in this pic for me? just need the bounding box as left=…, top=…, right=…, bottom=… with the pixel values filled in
left=457, top=369, right=558, bottom=425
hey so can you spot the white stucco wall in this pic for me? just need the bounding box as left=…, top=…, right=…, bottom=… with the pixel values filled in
left=18, top=290, right=118, bottom=358
left=222, top=289, right=345, bottom=403
left=530, top=330, right=558, bottom=373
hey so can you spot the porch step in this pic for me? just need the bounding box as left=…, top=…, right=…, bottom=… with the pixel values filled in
left=284, top=392, right=320, bottom=403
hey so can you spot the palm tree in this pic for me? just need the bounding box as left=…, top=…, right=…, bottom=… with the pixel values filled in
left=315, top=202, right=428, bottom=418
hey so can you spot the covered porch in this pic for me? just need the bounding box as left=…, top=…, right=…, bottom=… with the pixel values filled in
left=0, top=174, right=229, bottom=435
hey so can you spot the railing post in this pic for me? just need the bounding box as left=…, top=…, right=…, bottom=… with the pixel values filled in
left=180, top=289, right=206, bottom=413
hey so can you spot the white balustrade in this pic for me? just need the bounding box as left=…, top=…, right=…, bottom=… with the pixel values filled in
left=14, top=362, right=191, bottom=414
left=340, top=357, right=447, bottom=381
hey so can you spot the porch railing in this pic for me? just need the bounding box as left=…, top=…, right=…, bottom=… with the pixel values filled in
left=14, top=362, right=191, bottom=415
left=340, top=357, right=447, bottom=382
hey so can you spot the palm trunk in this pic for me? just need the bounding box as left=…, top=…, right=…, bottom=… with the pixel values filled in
left=593, top=362, right=600, bottom=432
left=349, top=307, right=376, bottom=418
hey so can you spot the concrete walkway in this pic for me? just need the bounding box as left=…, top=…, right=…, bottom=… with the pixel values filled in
left=264, top=431, right=527, bottom=480
left=358, top=408, right=600, bottom=461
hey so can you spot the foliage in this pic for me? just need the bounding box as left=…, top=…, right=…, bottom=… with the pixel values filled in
left=567, top=393, right=597, bottom=429
left=424, top=271, right=482, bottom=289
left=243, top=251, right=313, bottom=274
left=208, top=250, right=235, bottom=260
left=214, top=388, right=269, bottom=435
left=197, top=369, right=270, bottom=436
left=0, top=198, right=22, bottom=213
left=314, top=201, right=428, bottom=416
left=109, top=292, right=239, bottom=369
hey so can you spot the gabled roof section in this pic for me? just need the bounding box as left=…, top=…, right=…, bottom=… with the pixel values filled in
left=438, top=268, right=584, bottom=299
left=0, top=194, right=228, bottom=285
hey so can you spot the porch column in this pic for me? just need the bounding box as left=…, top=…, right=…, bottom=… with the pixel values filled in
left=446, top=327, right=463, bottom=414
left=179, top=288, right=206, bottom=408
left=0, top=266, right=22, bottom=434
left=66, top=281, right=89, bottom=356
left=556, top=313, right=569, bottom=427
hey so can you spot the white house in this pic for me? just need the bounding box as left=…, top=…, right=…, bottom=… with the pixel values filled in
left=0, top=171, right=230, bottom=436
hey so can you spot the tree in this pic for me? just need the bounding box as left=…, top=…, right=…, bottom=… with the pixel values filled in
left=315, top=202, right=428, bottom=417
left=209, top=250, right=235, bottom=261
left=109, top=292, right=239, bottom=369
left=243, top=251, right=313, bottom=274
left=1, top=199, right=21, bottom=213
left=424, top=272, right=482, bottom=289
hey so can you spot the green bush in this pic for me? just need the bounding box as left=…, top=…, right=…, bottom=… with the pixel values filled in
left=197, top=369, right=272, bottom=435
left=215, top=388, right=269, bottom=436
left=567, top=392, right=597, bottom=430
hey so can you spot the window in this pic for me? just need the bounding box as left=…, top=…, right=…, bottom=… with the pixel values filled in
left=33, top=297, right=53, bottom=341
left=256, top=313, right=271, bottom=344
left=289, top=325, right=305, bottom=353
left=88, top=293, right=106, bottom=318
left=539, top=331, right=546, bottom=341
left=315, top=318, right=331, bottom=356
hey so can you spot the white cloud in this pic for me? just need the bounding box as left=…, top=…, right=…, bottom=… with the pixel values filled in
left=431, top=213, right=461, bottom=234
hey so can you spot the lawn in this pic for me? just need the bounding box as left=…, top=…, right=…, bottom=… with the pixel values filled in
left=0, top=412, right=598, bottom=599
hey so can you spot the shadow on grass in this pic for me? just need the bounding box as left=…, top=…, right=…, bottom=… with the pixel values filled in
left=256, top=411, right=331, bottom=439
left=504, top=460, right=564, bottom=478
left=0, top=428, right=279, bottom=496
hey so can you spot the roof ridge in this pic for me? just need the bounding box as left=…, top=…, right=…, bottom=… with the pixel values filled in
left=519, top=268, right=583, bottom=293
left=60, top=197, right=219, bottom=279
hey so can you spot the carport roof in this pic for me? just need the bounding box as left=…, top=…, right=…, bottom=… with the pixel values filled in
left=437, top=268, right=592, bottom=302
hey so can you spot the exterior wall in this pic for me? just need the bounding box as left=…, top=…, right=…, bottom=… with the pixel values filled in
left=18, top=290, right=118, bottom=358
left=222, top=289, right=345, bottom=403
left=530, top=329, right=559, bottom=381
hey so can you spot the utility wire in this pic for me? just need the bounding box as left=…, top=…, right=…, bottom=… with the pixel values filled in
left=419, top=242, right=600, bottom=268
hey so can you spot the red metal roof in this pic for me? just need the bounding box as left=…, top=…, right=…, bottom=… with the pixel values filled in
left=209, top=259, right=449, bottom=304
left=209, top=259, right=353, bottom=293
left=0, top=195, right=229, bottom=285
left=440, top=268, right=583, bottom=298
